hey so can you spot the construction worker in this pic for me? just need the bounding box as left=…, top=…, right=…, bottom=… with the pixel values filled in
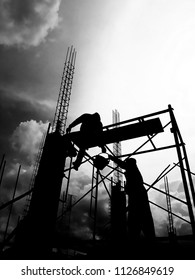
left=66, top=112, right=106, bottom=170
left=109, top=156, right=155, bottom=242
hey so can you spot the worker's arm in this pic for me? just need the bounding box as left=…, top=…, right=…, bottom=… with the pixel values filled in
left=66, top=114, right=88, bottom=133
left=109, top=155, right=126, bottom=169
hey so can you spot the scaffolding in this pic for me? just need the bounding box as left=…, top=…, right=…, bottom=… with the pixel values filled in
left=1, top=103, right=195, bottom=258
left=61, top=104, right=195, bottom=245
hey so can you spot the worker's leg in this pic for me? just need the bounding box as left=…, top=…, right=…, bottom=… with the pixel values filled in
left=142, top=203, right=155, bottom=240
left=99, top=145, right=106, bottom=153
left=73, top=148, right=85, bottom=170
left=65, top=140, right=77, bottom=157
left=127, top=199, right=142, bottom=242
left=139, top=191, right=155, bottom=240
left=92, top=129, right=106, bottom=153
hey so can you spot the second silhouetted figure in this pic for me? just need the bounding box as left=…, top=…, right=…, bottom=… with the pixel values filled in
left=109, top=156, right=155, bottom=242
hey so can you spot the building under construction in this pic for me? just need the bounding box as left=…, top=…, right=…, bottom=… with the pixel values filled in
left=0, top=47, right=195, bottom=259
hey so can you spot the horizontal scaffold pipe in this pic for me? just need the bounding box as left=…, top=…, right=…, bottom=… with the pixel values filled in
left=119, top=144, right=182, bottom=158
left=144, top=182, right=187, bottom=205
left=0, top=188, right=33, bottom=211
left=103, top=107, right=169, bottom=130
left=149, top=200, right=191, bottom=224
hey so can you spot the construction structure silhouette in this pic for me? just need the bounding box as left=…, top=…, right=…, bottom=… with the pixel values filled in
left=0, top=47, right=195, bottom=259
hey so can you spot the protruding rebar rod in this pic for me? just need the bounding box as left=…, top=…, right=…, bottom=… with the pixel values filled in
left=0, top=160, right=6, bottom=190
left=0, top=188, right=33, bottom=211
left=0, top=154, right=5, bottom=173
left=3, top=165, right=21, bottom=245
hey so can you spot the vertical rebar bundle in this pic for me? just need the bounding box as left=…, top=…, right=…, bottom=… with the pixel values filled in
left=164, top=176, right=176, bottom=236
left=52, top=46, right=76, bottom=135
left=112, top=110, right=123, bottom=185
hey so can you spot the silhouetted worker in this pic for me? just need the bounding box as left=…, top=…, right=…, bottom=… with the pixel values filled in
left=109, top=156, right=155, bottom=242
left=66, top=113, right=106, bottom=170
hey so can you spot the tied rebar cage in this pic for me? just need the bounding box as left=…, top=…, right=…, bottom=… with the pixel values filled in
left=52, top=46, right=76, bottom=135
left=164, top=176, right=176, bottom=238
left=112, top=109, right=123, bottom=185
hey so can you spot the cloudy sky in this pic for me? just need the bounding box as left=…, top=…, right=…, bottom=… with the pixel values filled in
left=0, top=0, right=195, bottom=242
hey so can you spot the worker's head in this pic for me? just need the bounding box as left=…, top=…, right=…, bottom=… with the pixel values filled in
left=93, top=112, right=101, bottom=122
left=125, top=157, right=136, bottom=167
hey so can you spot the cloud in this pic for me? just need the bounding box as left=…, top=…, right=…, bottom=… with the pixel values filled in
left=0, top=89, right=54, bottom=162
left=0, top=120, right=50, bottom=242
left=0, top=0, right=61, bottom=47
left=64, top=193, right=109, bottom=240
left=150, top=179, right=193, bottom=236
left=10, top=119, right=49, bottom=166
left=58, top=166, right=111, bottom=241
left=0, top=119, right=49, bottom=204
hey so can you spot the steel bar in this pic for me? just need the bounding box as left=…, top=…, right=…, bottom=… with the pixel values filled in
left=0, top=154, right=5, bottom=173
left=146, top=164, right=171, bottom=192
left=0, top=188, right=33, bottom=211
left=120, top=144, right=181, bottom=158
left=168, top=105, right=195, bottom=237
left=118, top=121, right=172, bottom=159
left=3, top=165, right=21, bottom=244
left=103, top=108, right=169, bottom=130
left=149, top=200, right=191, bottom=224
left=144, top=182, right=187, bottom=205
left=57, top=167, right=116, bottom=220
left=89, top=165, right=95, bottom=218
left=65, top=156, right=73, bottom=202
left=139, top=117, right=156, bottom=149
left=0, top=160, right=6, bottom=190
left=93, top=169, right=99, bottom=242
left=173, top=162, right=195, bottom=176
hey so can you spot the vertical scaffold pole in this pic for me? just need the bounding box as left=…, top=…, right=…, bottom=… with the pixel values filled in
left=65, top=157, right=73, bottom=203
left=89, top=164, right=95, bottom=217
left=168, top=105, right=195, bottom=237
left=0, top=159, right=6, bottom=190
left=3, top=165, right=21, bottom=245
left=0, top=154, right=5, bottom=173
left=93, top=168, right=99, bottom=243
left=174, top=124, right=195, bottom=207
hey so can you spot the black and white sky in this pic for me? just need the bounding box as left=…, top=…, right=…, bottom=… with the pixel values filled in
left=0, top=0, right=195, bottom=240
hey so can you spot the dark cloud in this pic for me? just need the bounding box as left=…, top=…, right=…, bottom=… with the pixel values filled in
left=0, top=89, right=53, bottom=159
left=0, top=47, right=42, bottom=93
left=0, top=0, right=61, bottom=48
left=176, top=222, right=192, bottom=236
left=66, top=194, right=109, bottom=240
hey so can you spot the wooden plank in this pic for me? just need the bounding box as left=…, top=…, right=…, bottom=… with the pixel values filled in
left=65, top=118, right=163, bottom=148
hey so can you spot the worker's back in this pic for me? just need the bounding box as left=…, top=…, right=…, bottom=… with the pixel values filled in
left=80, top=113, right=103, bottom=133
